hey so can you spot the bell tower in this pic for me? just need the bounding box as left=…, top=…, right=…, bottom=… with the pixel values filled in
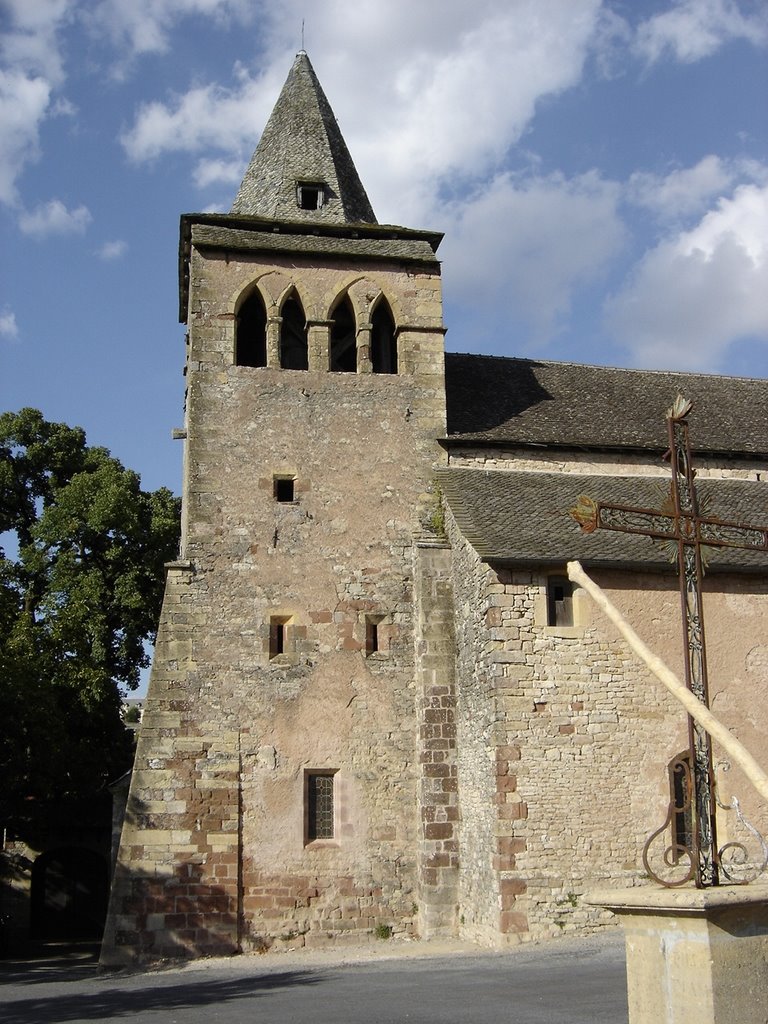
left=102, top=53, right=456, bottom=963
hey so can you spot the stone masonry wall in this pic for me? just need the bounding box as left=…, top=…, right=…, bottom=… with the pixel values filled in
left=445, top=503, right=768, bottom=944
left=102, top=244, right=448, bottom=962
left=414, top=541, right=459, bottom=938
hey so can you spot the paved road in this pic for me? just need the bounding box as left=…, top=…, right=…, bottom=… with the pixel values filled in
left=0, top=933, right=628, bottom=1024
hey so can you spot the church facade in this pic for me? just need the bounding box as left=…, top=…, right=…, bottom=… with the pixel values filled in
left=101, top=54, right=768, bottom=963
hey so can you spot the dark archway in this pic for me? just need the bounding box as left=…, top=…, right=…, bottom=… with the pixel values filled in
left=280, top=296, right=308, bottom=370
left=371, top=299, right=397, bottom=374
left=30, top=847, right=109, bottom=940
left=330, top=297, right=357, bottom=372
left=236, top=289, right=267, bottom=367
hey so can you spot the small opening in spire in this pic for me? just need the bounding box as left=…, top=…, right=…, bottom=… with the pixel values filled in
left=297, top=181, right=325, bottom=211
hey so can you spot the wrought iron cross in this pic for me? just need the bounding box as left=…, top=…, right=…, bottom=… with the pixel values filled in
left=571, top=395, right=768, bottom=887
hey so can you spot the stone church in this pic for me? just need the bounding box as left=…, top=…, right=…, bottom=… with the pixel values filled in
left=101, top=53, right=768, bottom=963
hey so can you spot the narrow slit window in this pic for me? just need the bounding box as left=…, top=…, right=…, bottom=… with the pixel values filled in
left=306, top=772, right=335, bottom=841
left=269, top=616, right=290, bottom=658
left=274, top=477, right=295, bottom=503
left=365, top=616, right=381, bottom=656
left=547, top=576, right=573, bottom=627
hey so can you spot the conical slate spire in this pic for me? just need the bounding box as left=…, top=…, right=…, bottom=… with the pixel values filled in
left=231, top=53, right=377, bottom=224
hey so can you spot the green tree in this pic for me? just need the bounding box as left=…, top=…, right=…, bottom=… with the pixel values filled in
left=0, top=408, right=180, bottom=828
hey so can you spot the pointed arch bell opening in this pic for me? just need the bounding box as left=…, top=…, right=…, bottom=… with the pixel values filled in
left=235, top=288, right=267, bottom=368
left=280, top=295, right=309, bottom=370
left=330, top=297, right=357, bottom=373
left=371, top=298, right=397, bottom=374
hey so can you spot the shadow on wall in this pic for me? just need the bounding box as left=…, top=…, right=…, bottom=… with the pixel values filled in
left=101, top=788, right=246, bottom=966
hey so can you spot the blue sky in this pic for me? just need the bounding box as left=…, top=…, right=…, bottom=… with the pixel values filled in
left=2, top=0, right=767, bottom=499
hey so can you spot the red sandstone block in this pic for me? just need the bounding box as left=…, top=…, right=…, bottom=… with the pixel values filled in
left=492, top=855, right=515, bottom=870
left=310, top=610, right=333, bottom=623
left=426, top=853, right=450, bottom=868
left=243, top=896, right=274, bottom=910
left=559, top=724, right=576, bottom=734
left=424, top=823, right=453, bottom=840
left=164, top=913, right=188, bottom=928
left=500, top=879, right=527, bottom=896
left=424, top=763, right=449, bottom=777
left=498, top=803, right=528, bottom=820
left=424, top=709, right=449, bottom=723
left=497, top=775, right=517, bottom=793
left=497, top=837, right=527, bottom=854
left=497, top=745, right=521, bottom=761
left=500, top=911, right=529, bottom=934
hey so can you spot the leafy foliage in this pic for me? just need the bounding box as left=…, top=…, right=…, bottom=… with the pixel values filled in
left=0, top=409, right=180, bottom=826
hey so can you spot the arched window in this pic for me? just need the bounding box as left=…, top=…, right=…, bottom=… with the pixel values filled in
left=235, top=289, right=267, bottom=367
left=371, top=299, right=397, bottom=374
left=280, top=296, right=308, bottom=370
left=330, top=297, right=357, bottom=372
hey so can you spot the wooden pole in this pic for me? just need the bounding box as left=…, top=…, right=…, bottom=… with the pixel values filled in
left=567, top=560, right=768, bottom=805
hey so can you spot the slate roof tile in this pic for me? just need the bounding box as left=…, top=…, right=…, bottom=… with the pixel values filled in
left=436, top=468, right=768, bottom=572
left=444, top=353, right=768, bottom=456
left=231, top=53, right=376, bottom=225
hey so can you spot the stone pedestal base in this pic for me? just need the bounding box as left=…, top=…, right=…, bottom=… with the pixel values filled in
left=585, top=885, right=768, bottom=1024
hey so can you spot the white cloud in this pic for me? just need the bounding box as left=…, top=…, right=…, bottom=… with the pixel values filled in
left=627, top=156, right=736, bottom=219
left=88, top=0, right=254, bottom=70
left=121, top=74, right=273, bottom=163
left=0, top=0, right=72, bottom=206
left=635, top=0, right=768, bottom=64
left=19, top=198, right=92, bottom=237
left=605, top=182, right=768, bottom=370
left=0, top=69, right=51, bottom=205
left=0, top=0, right=72, bottom=84
left=0, top=307, right=19, bottom=340
left=192, top=157, right=245, bottom=189
left=96, top=239, right=128, bottom=260
left=442, top=170, right=626, bottom=345
left=120, top=0, right=605, bottom=224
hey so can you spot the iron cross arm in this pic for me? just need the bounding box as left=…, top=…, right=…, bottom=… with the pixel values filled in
left=571, top=493, right=768, bottom=556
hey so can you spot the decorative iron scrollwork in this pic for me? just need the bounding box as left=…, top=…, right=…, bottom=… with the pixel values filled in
left=643, top=758, right=768, bottom=888
left=714, top=762, right=768, bottom=885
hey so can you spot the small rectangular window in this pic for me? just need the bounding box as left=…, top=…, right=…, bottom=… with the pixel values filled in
left=269, top=616, right=291, bottom=658
left=306, top=772, right=335, bottom=841
left=297, top=182, right=324, bottom=211
left=547, top=576, right=573, bottom=627
left=274, top=476, right=295, bottom=502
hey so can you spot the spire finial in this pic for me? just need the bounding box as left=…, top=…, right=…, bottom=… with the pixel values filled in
left=300, top=19, right=305, bottom=53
